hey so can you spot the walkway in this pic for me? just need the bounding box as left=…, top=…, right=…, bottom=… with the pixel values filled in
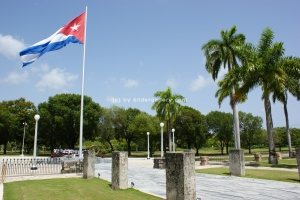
left=95, top=158, right=300, bottom=200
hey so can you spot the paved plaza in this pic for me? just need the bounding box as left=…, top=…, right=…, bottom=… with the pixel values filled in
left=1, top=157, right=300, bottom=200
left=96, top=158, right=300, bottom=200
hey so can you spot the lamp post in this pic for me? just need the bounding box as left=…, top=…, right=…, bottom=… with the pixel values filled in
left=147, top=132, right=150, bottom=159
left=21, top=122, right=27, bottom=157
left=32, top=114, right=40, bottom=170
left=160, top=122, right=164, bottom=158
left=172, top=128, right=175, bottom=152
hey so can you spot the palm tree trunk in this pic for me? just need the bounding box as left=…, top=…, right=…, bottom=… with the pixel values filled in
left=231, top=87, right=241, bottom=149
left=283, top=102, right=292, bottom=157
left=264, top=97, right=278, bottom=164
left=233, top=103, right=241, bottom=149
left=168, top=119, right=172, bottom=152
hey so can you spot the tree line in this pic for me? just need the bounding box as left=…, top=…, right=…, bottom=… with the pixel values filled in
left=1, top=95, right=299, bottom=156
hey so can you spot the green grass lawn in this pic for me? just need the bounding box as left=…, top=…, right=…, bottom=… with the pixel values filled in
left=246, top=157, right=298, bottom=169
left=4, top=178, right=163, bottom=200
left=196, top=167, right=300, bottom=184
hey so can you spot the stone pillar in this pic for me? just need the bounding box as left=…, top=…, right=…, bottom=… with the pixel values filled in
left=296, top=148, right=300, bottom=180
left=254, top=153, right=262, bottom=162
left=165, top=150, right=196, bottom=200
left=276, top=152, right=282, bottom=160
left=83, top=150, right=95, bottom=179
left=200, top=156, right=209, bottom=166
left=229, top=149, right=245, bottom=176
left=153, top=157, right=165, bottom=169
left=111, top=151, right=128, bottom=190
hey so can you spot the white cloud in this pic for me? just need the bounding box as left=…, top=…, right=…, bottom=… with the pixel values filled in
left=30, top=63, right=50, bottom=73
left=189, top=75, right=212, bottom=91
left=0, top=71, right=29, bottom=84
left=35, top=68, right=78, bottom=92
left=121, top=78, right=138, bottom=88
left=0, top=34, right=26, bottom=59
left=166, top=77, right=178, bottom=88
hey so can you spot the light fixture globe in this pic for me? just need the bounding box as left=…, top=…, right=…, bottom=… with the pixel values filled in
left=172, top=128, right=175, bottom=132
left=147, top=132, right=150, bottom=135
left=34, top=114, right=40, bottom=121
left=160, top=122, right=164, bottom=127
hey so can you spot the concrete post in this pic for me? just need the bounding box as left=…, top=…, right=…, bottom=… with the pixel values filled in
left=165, top=150, right=196, bottom=200
left=200, top=156, right=209, bottom=166
left=229, top=149, right=245, bottom=176
left=111, top=151, right=128, bottom=190
left=296, top=148, right=300, bottom=180
left=83, top=150, right=95, bottom=179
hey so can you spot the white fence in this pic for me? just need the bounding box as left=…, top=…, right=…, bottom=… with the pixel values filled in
left=0, top=158, right=62, bottom=177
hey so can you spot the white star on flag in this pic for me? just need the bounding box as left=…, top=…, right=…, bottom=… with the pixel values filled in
left=70, top=23, right=80, bottom=31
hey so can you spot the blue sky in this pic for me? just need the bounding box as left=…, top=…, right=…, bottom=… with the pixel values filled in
left=1, top=0, right=299, bottom=129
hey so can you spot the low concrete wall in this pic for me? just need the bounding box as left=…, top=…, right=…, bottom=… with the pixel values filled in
left=61, top=160, right=83, bottom=174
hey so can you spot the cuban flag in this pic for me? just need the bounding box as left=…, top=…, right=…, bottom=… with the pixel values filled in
left=20, top=11, right=85, bottom=67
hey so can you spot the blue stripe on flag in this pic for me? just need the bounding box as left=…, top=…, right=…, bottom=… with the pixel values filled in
left=20, top=36, right=82, bottom=67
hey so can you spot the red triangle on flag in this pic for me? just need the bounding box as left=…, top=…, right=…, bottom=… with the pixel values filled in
left=60, top=12, right=85, bottom=44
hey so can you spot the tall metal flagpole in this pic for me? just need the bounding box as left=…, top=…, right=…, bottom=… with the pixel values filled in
left=79, top=6, right=87, bottom=159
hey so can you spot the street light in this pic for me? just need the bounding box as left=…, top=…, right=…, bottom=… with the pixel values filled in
left=21, top=122, right=27, bottom=157
left=32, top=114, right=40, bottom=170
left=172, top=128, right=175, bottom=152
left=147, top=132, right=150, bottom=159
left=160, top=122, right=164, bottom=158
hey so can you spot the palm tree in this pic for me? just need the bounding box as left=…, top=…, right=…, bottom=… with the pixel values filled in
left=231, top=28, right=300, bottom=164
left=272, top=57, right=300, bottom=157
left=151, top=86, right=186, bottom=152
left=201, top=25, right=248, bottom=149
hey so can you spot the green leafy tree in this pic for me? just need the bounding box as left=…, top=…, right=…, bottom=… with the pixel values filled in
left=38, top=94, right=102, bottom=149
left=206, top=111, right=233, bottom=154
left=98, top=107, right=117, bottom=152
left=174, top=106, right=210, bottom=156
left=0, top=98, right=36, bottom=154
left=202, top=26, right=249, bottom=150
left=113, top=107, right=141, bottom=156
left=273, top=127, right=288, bottom=151
left=128, top=112, right=160, bottom=157
left=38, top=102, right=57, bottom=152
left=239, top=111, right=263, bottom=154
left=290, top=128, right=300, bottom=147
left=0, top=107, right=17, bottom=154
left=151, top=86, right=186, bottom=152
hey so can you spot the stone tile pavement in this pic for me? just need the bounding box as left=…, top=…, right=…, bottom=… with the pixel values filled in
left=95, top=159, right=300, bottom=200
